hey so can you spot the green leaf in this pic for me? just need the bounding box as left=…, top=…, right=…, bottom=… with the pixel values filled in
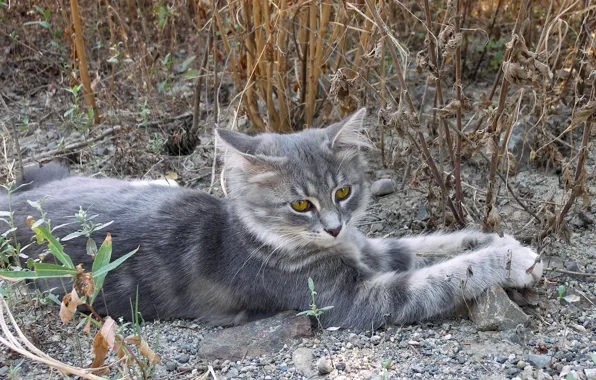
left=308, top=277, right=315, bottom=292
left=0, top=269, right=71, bottom=280
left=86, top=238, right=97, bottom=257
left=318, top=306, right=334, bottom=311
left=64, top=108, right=74, bottom=118
left=30, top=223, right=74, bottom=269
left=296, top=310, right=313, bottom=316
left=590, top=352, right=596, bottom=364
left=92, top=247, right=138, bottom=279
left=23, top=21, right=51, bottom=29
left=90, top=234, right=112, bottom=303
left=566, top=372, right=576, bottom=380
left=185, top=69, right=200, bottom=79
left=62, top=230, right=86, bottom=241
left=181, top=55, right=196, bottom=71
left=93, top=221, right=114, bottom=232
left=33, top=262, right=78, bottom=277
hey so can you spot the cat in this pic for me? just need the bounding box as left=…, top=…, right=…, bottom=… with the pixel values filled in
left=0, top=108, right=542, bottom=329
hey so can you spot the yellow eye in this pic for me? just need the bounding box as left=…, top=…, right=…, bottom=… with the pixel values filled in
left=290, top=200, right=312, bottom=212
left=335, top=186, right=351, bottom=201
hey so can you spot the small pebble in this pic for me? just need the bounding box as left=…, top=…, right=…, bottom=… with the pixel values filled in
left=317, top=357, right=333, bottom=375
left=335, top=362, right=346, bottom=371
left=177, top=353, right=190, bottom=363
left=517, top=360, right=527, bottom=369
left=165, top=361, right=178, bottom=372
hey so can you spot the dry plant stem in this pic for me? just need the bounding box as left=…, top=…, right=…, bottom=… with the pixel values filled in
left=421, top=0, right=456, bottom=166
left=103, top=0, right=115, bottom=98
left=306, top=1, right=332, bottom=127
left=0, top=298, right=104, bottom=380
left=0, top=94, right=23, bottom=181
left=191, top=32, right=214, bottom=137
left=550, top=93, right=593, bottom=234
left=365, top=0, right=465, bottom=227
left=23, top=126, right=124, bottom=164
left=70, top=0, right=100, bottom=124
left=546, top=267, right=596, bottom=278
left=483, top=0, right=529, bottom=230
left=471, top=0, right=503, bottom=80
left=453, top=0, right=464, bottom=217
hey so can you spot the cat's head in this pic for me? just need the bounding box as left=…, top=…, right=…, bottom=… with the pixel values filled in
left=216, top=108, right=371, bottom=253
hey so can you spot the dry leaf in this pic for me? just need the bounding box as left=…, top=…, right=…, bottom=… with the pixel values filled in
left=74, top=270, right=95, bottom=298
left=60, top=288, right=82, bottom=323
left=83, top=318, right=92, bottom=335
left=90, top=330, right=109, bottom=369
left=125, top=335, right=162, bottom=364
left=100, top=316, right=117, bottom=349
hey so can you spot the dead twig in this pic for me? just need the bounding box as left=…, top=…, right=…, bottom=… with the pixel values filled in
left=0, top=93, right=24, bottom=181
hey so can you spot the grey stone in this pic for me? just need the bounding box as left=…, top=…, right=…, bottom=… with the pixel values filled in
left=370, top=335, right=381, bottom=345
left=317, top=357, right=333, bottom=375
left=527, top=354, right=552, bottom=369
left=371, top=179, right=396, bottom=196
left=227, top=367, right=239, bottom=378
left=469, top=286, right=530, bottom=331
left=165, top=361, right=178, bottom=371
left=335, top=362, right=346, bottom=371
left=199, top=311, right=312, bottom=361
left=177, top=353, right=190, bottom=363
left=292, top=348, right=315, bottom=377
left=584, top=369, right=596, bottom=379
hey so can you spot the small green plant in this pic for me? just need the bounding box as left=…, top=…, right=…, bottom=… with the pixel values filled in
left=0, top=203, right=160, bottom=374
left=64, top=84, right=93, bottom=132
left=557, top=285, right=566, bottom=300
left=297, top=277, right=334, bottom=329
left=138, top=99, right=151, bottom=127
left=157, top=53, right=175, bottom=93
left=381, top=358, right=393, bottom=380
left=149, top=132, right=165, bottom=154
left=0, top=182, right=31, bottom=267
left=23, top=5, right=62, bottom=48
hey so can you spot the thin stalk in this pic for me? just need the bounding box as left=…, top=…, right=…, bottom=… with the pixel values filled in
left=483, top=0, right=529, bottom=230
left=70, top=0, right=100, bottom=124
left=453, top=0, right=464, bottom=217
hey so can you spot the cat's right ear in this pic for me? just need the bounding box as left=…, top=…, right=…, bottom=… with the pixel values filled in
left=215, top=128, right=285, bottom=184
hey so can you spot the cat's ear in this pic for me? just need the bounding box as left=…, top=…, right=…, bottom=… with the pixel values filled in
left=327, top=108, right=372, bottom=150
left=215, top=128, right=285, bottom=185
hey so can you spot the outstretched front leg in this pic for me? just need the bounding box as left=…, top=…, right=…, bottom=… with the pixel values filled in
left=317, top=240, right=543, bottom=329
left=357, top=228, right=521, bottom=273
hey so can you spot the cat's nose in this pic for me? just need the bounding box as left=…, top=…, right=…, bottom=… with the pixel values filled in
left=325, top=226, right=342, bottom=237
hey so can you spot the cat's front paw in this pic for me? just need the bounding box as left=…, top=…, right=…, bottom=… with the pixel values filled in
left=500, top=244, right=543, bottom=288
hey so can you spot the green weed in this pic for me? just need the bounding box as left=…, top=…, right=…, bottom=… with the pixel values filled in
left=297, top=277, right=334, bottom=329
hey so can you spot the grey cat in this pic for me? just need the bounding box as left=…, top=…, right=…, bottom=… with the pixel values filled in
left=1, top=109, right=542, bottom=329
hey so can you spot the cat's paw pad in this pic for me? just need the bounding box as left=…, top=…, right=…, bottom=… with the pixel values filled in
left=501, top=245, right=543, bottom=288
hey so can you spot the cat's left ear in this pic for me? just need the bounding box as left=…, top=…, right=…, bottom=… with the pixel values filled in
left=327, top=108, right=372, bottom=150
left=215, top=128, right=285, bottom=184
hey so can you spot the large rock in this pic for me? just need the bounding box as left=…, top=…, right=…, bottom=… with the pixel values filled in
left=469, top=286, right=530, bottom=331
left=198, top=311, right=312, bottom=361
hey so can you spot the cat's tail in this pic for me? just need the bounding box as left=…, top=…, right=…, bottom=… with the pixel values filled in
left=13, top=162, right=70, bottom=192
